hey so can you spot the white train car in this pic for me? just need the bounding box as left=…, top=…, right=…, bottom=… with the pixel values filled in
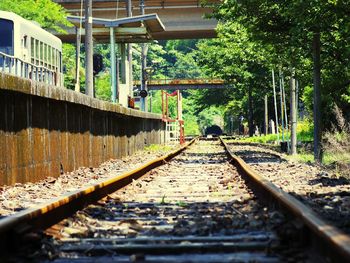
left=0, top=11, right=63, bottom=86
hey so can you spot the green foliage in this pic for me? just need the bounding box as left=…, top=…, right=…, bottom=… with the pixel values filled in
left=301, top=86, right=313, bottom=116
left=194, top=21, right=271, bottom=135
left=62, top=44, right=78, bottom=90
left=182, top=94, right=200, bottom=135
left=296, top=119, right=314, bottom=142
left=208, top=0, right=350, bottom=129
left=197, top=107, right=224, bottom=134
left=183, top=114, right=200, bottom=135
left=95, top=72, right=111, bottom=101
left=149, top=90, right=200, bottom=135
left=0, top=0, right=71, bottom=33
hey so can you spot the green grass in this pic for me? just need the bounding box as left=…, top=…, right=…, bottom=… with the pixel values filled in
left=237, top=133, right=281, bottom=144
left=286, top=152, right=314, bottom=163
left=323, top=152, right=350, bottom=165
left=287, top=152, right=350, bottom=165
left=144, top=144, right=173, bottom=152
left=229, top=119, right=350, bottom=175
left=235, top=119, right=314, bottom=144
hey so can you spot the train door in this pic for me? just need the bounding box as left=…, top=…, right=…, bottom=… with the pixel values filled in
left=21, top=35, right=31, bottom=78
left=22, top=35, right=30, bottom=63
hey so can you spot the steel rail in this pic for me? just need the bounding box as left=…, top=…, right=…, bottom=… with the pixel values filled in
left=0, top=137, right=197, bottom=250
left=219, top=137, right=350, bottom=262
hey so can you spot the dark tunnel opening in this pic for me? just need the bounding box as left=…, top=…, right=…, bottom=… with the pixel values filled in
left=204, top=125, right=223, bottom=136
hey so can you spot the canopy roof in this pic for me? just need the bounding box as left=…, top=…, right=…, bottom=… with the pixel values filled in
left=59, top=13, right=165, bottom=43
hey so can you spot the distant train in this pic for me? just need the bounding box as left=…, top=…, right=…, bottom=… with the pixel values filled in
left=0, top=11, right=63, bottom=86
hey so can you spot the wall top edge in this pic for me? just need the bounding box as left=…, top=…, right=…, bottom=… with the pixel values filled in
left=0, top=73, right=162, bottom=120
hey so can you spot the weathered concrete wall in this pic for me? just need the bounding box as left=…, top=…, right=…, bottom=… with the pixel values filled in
left=0, top=73, right=165, bottom=185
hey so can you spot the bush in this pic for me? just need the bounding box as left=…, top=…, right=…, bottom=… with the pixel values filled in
left=322, top=105, right=350, bottom=173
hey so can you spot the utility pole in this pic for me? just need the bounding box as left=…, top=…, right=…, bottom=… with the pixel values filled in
left=272, top=69, right=279, bottom=142
left=84, top=0, right=94, bottom=97
left=264, top=95, right=268, bottom=135
left=126, top=0, right=133, bottom=99
left=313, top=31, right=322, bottom=162
left=290, top=69, right=297, bottom=155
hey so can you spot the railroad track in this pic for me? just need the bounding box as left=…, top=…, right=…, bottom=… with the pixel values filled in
left=1, top=138, right=350, bottom=262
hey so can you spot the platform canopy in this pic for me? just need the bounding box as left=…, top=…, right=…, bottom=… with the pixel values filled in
left=54, top=0, right=219, bottom=42
left=62, top=13, right=165, bottom=43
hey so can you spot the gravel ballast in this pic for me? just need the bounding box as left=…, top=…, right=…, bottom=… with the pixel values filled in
left=226, top=141, right=350, bottom=234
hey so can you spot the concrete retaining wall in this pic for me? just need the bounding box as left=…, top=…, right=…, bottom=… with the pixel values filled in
left=0, top=73, right=165, bottom=185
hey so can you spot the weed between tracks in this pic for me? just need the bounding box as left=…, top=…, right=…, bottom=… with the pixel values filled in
left=144, top=144, right=173, bottom=152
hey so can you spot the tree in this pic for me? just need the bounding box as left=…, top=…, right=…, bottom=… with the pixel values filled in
left=208, top=0, right=350, bottom=162
left=195, top=22, right=271, bottom=136
left=0, top=0, right=71, bottom=33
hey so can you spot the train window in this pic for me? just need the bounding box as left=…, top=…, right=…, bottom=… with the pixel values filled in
left=23, top=35, right=28, bottom=48
left=52, top=48, right=55, bottom=66
left=59, top=51, right=62, bottom=72
left=44, top=43, right=47, bottom=63
left=56, top=49, right=59, bottom=69
left=0, top=19, right=14, bottom=55
left=31, top=38, right=34, bottom=57
left=53, top=48, right=56, bottom=67
left=40, top=42, right=43, bottom=61
left=35, top=39, right=39, bottom=60
left=48, top=46, right=52, bottom=65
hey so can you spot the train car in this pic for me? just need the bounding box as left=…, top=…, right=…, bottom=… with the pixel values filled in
left=0, top=10, right=63, bottom=86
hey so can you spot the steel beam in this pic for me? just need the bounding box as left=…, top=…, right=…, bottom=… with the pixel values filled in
left=143, top=84, right=229, bottom=91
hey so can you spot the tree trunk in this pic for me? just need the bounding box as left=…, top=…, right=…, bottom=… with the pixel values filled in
left=126, top=0, right=133, bottom=98
left=312, top=31, right=322, bottom=162
left=248, top=86, right=254, bottom=137
left=264, top=95, right=268, bottom=135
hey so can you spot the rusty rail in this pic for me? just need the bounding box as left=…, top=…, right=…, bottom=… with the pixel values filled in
left=219, top=136, right=350, bottom=262
left=0, top=138, right=197, bottom=250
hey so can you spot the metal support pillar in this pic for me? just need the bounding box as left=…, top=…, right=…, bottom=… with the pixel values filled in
left=279, top=69, right=285, bottom=142
left=84, top=0, right=94, bottom=97
left=110, top=27, right=117, bottom=102
left=149, top=91, right=152, bottom=112
left=126, top=0, right=133, bottom=98
left=272, top=69, right=280, bottom=141
left=282, top=73, right=288, bottom=130
left=75, top=27, right=81, bottom=92
left=177, top=90, right=183, bottom=121
left=140, top=0, right=147, bottom=111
